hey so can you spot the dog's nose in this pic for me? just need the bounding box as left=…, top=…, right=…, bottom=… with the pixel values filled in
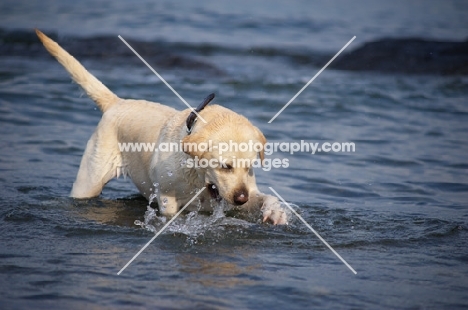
left=233, top=190, right=249, bottom=205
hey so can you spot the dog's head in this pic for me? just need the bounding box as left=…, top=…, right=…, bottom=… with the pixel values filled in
left=182, top=108, right=266, bottom=206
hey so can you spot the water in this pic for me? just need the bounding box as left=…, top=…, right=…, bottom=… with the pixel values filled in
left=1, top=0, right=468, bottom=309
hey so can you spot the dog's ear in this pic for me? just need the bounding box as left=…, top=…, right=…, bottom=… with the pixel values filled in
left=182, top=131, right=206, bottom=158
left=254, top=126, right=267, bottom=164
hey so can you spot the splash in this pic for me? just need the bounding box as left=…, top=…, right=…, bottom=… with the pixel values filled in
left=134, top=184, right=297, bottom=242
left=134, top=198, right=252, bottom=242
left=134, top=190, right=165, bottom=233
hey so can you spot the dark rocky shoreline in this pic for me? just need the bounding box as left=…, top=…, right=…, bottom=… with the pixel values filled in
left=332, top=38, right=468, bottom=75
left=1, top=28, right=467, bottom=75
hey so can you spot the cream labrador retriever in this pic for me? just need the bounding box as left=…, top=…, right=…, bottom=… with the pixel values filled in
left=36, top=29, right=287, bottom=225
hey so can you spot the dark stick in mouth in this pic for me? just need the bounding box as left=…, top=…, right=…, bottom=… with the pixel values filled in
left=207, top=183, right=221, bottom=201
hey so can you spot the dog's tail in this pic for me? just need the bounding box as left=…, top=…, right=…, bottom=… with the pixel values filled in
left=36, top=29, right=119, bottom=113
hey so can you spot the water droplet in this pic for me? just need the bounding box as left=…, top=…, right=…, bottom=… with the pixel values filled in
left=167, top=171, right=173, bottom=177
left=149, top=192, right=158, bottom=201
left=212, top=184, right=217, bottom=189
left=153, top=182, right=159, bottom=188
left=163, top=197, right=168, bottom=205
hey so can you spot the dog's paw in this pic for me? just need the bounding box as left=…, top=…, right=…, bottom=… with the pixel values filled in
left=261, top=195, right=288, bottom=225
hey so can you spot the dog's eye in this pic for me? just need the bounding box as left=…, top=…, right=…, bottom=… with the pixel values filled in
left=221, top=164, right=233, bottom=171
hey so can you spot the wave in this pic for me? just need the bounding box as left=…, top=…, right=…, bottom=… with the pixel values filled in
left=0, top=28, right=222, bottom=75
left=332, top=38, right=468, bottom=75
left=1, top=28, right=467, bottom=75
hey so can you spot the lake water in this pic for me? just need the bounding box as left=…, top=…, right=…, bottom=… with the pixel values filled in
left=0, top=0, right=467, bottom=309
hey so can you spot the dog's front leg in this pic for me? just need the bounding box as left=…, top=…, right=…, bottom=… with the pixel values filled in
left=157, top=195, right=180, bottom=218
left=260, top=194, right=289, bottom=225
left=244, top=191, right=288, bottom=225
